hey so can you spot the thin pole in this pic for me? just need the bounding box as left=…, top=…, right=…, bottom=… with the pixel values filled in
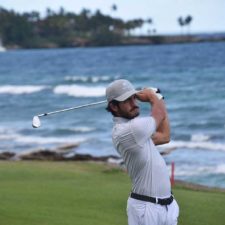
left=170, top=162, right=175, bottom=186
left=37, top=100, right=107, bottom=117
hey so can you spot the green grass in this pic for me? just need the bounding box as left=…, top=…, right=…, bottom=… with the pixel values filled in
left=0, top=161, right=224, bottom=225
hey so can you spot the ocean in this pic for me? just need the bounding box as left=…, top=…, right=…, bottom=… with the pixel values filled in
left=0, top=42, right=225, bottom=188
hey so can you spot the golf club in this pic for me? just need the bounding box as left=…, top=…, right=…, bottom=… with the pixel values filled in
left=32, top=87, right=162, bottom=128
left=32, top=100, right=107, bottom=128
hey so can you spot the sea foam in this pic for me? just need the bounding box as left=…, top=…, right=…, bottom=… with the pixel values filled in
left=68, top=126, right=96, bottom=133
left=0, top=127, right=86, bottom=146
left=175, top=164, right=225, bottom=177
left=65, top=75, right=112, bottom=83
left=191, top=134, right=210, bottom=142
left=15, top=134, right=86, bottom=145
left=163, top=140, right=225, bottom=152
left=53, top=84, right=105, bottom=97
left=215, top=164, right=225, bottom=174
left=0, top=85, right=47, bottom=95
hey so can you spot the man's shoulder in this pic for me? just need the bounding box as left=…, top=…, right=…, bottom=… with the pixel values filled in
left=131, top=116, right=155, bottom=125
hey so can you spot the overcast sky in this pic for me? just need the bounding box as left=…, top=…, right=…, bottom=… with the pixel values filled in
left=1, top=0, right=225, bottom=34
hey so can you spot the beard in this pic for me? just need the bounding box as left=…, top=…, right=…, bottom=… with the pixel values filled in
left=120, top=106, right=140, bottom=119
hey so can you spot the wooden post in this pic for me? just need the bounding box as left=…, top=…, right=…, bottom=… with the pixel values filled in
left=170, top=162, right=175, bottom=186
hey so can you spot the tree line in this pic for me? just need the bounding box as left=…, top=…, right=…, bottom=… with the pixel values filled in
left=0, top=7, right=155, bottom=48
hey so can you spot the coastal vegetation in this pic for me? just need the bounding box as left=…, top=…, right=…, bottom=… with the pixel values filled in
left=0, top=161, right=224, bottom=225
left=177, top=15, right=193, bottom=34
left=1, top=6, right=224, bottom=49
left=0, top=6, right=154, bottom=48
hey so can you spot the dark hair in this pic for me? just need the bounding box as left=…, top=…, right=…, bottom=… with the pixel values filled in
left=105, top=100, right=120, bottom=116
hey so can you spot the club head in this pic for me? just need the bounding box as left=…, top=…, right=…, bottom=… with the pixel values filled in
left=32, top=116, right=41, bottom=128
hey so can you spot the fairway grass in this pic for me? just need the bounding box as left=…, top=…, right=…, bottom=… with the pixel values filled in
left=0, top=161, right=224, bottom=225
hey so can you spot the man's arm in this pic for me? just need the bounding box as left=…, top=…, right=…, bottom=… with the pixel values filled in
left=151, top=112, right=170, bottom=145
left=136, top=89, right=170, bottom=145
left=136, top=89, right=166, bottom=129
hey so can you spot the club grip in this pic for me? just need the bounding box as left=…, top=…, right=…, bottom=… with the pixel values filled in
left=148, top=87, right=164, bottom=100
left=136, top=87, right=164, bottom=100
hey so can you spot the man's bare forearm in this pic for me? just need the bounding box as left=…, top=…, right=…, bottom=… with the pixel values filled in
left=136, top=89, right=166, bottom=129
left=136, top=88, right=170, bottom=145
left=152, top=113, right=170, bottom=145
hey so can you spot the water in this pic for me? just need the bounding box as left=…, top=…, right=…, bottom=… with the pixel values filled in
left=0, top=42, right=225, bottom=188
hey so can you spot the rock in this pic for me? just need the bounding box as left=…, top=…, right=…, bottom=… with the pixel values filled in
left=19, top=150, right=65, bottom=161
left=0, top=151, right=16, bottom=160
left=66, top=153, right=121, bottom=162
left=18, top=143, right=80, bottom=161
left=56, top=143, right=79, bottom=152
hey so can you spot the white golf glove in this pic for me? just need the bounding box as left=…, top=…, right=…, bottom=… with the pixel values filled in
left=148, top=87, right=164, bottom=100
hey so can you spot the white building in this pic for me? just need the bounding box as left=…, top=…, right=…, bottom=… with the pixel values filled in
left=0, top=38, right=6, bottom=52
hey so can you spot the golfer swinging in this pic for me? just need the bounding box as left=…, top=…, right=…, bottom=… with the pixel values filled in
left=106, top=79, right=179, bottom=225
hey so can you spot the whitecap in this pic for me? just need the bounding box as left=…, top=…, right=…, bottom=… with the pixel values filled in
left=174, top=164, right=225, bottom=177
left=0, top=85, right=48, bottom=95
left=174, top=165, right=212, bottom=177
left=15, top=134, right=86, bottom=145
left=215, top=164, right=225, bottom=174
left=69, top=126, right=96, bottom=133
left=53, top=84, right=105, bottom=97
left=0, top=129, right=86, bottom=145
left=65, top=75, right=112, bottom=83
left=191, top=133, right=210, bottom=142
left=65, top=76, right=88, bottom=82
left=162, top=140, right=225, bottom=152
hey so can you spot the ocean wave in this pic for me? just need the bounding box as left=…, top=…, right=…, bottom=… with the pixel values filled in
left=68, top=126, right=96, bottom=133
left=53, top=84, right=105, bottom=97
left=65, top=75, right=114, bottom=83
left=0, top=85, right=48, bottom=95
left=174, top=164, right=225, bottom=177
left=19, top=134, right=87, bottom=145
left=215, top=164, right=225, bottom=174
left=16, top=135, right=86, bottom=145
left=0, top=128, right=18, bottom=140
left=191, top=134, right=210, bottom=142
left=54, top=127, right=96, bottom=135
left=163, top=139, right=225, bottom=152
left=0, top=129, right=86, bottom=145
left=172, top=165, right=209, bottom=177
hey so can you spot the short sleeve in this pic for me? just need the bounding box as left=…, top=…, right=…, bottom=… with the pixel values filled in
left=130, top=117, right=156, bottom=146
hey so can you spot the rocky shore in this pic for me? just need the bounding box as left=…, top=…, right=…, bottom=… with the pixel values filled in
left=0, top=143, right=122, bottom=164
left=4, top=33, right=225, bottom=50
left=0, top=143, right=174, bottom=163
left=120, top=34, right=225, bottom=46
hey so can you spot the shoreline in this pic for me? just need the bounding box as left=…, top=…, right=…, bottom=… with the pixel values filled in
left=174, top=179, right=225, bottom=193
left=4, top=33, right=225, bottom=50
left=1, top=148, right=225, bottom=193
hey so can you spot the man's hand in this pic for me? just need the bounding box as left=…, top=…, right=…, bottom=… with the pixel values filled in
left=137, top=88, right=170, bottom=145
left=136, top=88, right=167, bottom=132
left=136, top=88, right=158, bottom=103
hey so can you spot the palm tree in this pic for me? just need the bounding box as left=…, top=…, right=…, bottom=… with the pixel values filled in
left=178, top=15, right=193, bottom=35
left=111, top=4, right=117, bottom=12
left=178, top=16, right=185, bottom=34
left=146, top=18, right=153, bottom=36
left=185, top=15, right=193, bottom=35
left=46, top=8, right=54, bottom=17
left=110, top=4, right=118, bottom=32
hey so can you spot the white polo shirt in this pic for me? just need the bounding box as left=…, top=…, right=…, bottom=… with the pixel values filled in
left=112, top=116, right=171, bottom=198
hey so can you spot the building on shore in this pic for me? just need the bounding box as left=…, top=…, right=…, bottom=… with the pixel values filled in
left=0, top=38, right=6, bottom=52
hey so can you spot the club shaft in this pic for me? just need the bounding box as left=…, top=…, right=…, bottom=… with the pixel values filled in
left=37, top=100, right=107, bottom=117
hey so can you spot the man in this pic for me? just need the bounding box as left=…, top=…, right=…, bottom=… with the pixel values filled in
left=105, top=79, right=179, bottom=225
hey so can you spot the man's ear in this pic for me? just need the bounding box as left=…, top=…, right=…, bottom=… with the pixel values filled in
left=110, top=102, right=119, bottom=114
left=109, top=102, right=119, bottom=116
